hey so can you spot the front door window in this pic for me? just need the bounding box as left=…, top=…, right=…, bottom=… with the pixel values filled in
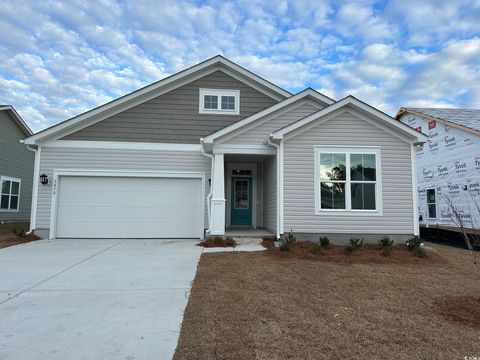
left=234, top=179, right=249, bottom=209
left=231, top=177, right=252, bottom=225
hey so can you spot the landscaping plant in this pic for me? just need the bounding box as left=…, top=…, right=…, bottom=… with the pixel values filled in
left=406, top=236, right=426, bottom=257
left=346, top=237, right=363, bottom=253
left=378, top=236, right=394, bottom=256
left=319, top=236, right=330, bottom=249
left=280, top=230, right=296, bottom=251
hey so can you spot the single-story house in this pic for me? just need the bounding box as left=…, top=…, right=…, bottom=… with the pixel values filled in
left=24, top=56, right=427, bottom=241
left=396, top=107, right=480, bottom=233
left=0, top=105, right=34, bottom=233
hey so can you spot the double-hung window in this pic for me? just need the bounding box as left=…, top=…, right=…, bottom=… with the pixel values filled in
left=199, top=89, right=240, bottom=115
left=0, top=176, right=21, bottom=212
left=315, top=147, right=381, bottom=214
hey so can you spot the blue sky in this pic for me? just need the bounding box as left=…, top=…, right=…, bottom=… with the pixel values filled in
left=0, top=0, right=479, bottom=132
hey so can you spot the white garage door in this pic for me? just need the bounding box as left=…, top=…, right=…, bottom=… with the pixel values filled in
left=55, top=176, right=203, bottom=238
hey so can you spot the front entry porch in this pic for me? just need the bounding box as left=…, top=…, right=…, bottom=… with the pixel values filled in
left=209, top=152, right=277, bottom=237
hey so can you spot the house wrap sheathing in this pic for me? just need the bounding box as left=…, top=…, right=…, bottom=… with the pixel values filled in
left=397, top=109, right=480, bottom=230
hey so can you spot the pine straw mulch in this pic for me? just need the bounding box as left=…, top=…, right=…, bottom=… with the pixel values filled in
left=198, top=237, right=236, bottom=248
left=0, top=233, right=40, bottom=249
left=261, top=239, right=444, bottom=265
left=174, top=242, right=480, bottom=360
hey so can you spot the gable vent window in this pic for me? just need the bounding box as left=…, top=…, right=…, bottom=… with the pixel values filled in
left=199, top=89, right=240, bottom=115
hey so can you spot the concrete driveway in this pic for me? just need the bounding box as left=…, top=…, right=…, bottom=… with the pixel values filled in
left=0, top=239, right=202, bottom=360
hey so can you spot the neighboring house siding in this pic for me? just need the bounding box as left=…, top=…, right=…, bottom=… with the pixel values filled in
left=62, top=71, right=278, bottom=144
left=0, top=110, right=34, bottom=222
left=283, top=110, right=414, bottom=235
left=263, top=155, right=277, bottom=233
left=35, top=147, right=211, bottom=235
left=220, top=100, right=323, bottom=145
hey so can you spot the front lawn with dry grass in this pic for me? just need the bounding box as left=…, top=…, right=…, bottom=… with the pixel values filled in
left=174, top=242, right=480, bottom=360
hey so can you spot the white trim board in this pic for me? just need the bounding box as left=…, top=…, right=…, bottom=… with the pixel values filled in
left=270, top=96, right=428, bottom=143
left=213, top=144, right=276, bottom=155
left=42, top=140, right=202, bottom=152
left=48, top=169, right=206, bottom=240
left=25, top=56, right=291, bottom=145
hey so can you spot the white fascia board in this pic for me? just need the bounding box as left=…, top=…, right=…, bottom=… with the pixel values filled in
left=43, top=140, right=202, bottom=152
left=270, top=96, right=429, bottom=143
left=213, top=143, right=276, bottom=155
left=0, top=106, right=33, bottom=136
left=25, top=55, right=291, bottom=145
left=203, top=88, right=335, bottom=144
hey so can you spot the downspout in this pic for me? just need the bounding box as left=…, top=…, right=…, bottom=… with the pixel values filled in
left=267, top=137, right=281, bottom=240
left=200, top=138, right=213, bottom=234
left=24, top=143, right=39, bottom=235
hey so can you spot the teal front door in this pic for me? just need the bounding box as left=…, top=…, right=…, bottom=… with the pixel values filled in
left=231, top=177, right=252, bottom=225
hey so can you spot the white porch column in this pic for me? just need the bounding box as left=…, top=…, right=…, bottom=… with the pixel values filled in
left=210, top=153, right=226, bottom=235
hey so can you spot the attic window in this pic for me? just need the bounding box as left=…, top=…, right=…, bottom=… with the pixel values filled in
left=199, top=88, right=240, bottom=115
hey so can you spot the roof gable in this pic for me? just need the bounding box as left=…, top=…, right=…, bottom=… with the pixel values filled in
left=203, top=88, right=334, bottom=144
left=271, top=96, right=428, bottom=143
left=25, top=55, right=291, bottom=145
left=0, top=106, right=32, bottom=136
left=396, top=107, right=480, bottom=136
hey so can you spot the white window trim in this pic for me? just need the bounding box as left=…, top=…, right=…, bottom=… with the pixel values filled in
left=314, top=146, right=383, bottom=216
left=0, top=176, right=21, bottom=212
left=199, top=88, right=240, bottom=115
left=426, top=187, right=437, bottom=219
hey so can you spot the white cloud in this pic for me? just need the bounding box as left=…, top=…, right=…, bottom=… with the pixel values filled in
left=0, top=0, right=478, bottom=132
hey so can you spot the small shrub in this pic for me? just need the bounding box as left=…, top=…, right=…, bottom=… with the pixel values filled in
left=12, top=228, right=26, bottom=237
left=198, top=236, right=236, bottom=248
left=378, top=236, right=394, bottom=256
left=319, top=236, right=330, bottom=249
left=212, top=236, right=224, bottom=245
left=280, top=230, right=296, bottom=251
left=346, top=237, right=363, bottom=254
left=406, top=236, right=422, bottom=250
left=406, top=236, right=426, bottom=257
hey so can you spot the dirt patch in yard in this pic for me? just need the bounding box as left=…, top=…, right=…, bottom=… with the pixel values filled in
left=435, top=295, right=480, bottom=327
left=174, top=243, right=480, bottom=360
left=262, top=239, right=444, bottom=265
left=0, top=233, right=40, bottom=249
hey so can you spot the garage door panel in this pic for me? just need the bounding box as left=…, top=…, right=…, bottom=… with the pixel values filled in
left=55, top=176, right=203, bottom=238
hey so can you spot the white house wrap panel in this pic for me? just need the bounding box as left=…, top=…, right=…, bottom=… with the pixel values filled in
left=399, top=114, right=480, bottom=228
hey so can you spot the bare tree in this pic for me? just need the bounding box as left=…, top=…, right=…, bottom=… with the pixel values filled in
left=444, top=193, right=480, bottom=280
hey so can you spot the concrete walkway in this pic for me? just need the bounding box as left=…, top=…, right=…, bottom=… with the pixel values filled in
left=0, top=239, right=202, bottom=360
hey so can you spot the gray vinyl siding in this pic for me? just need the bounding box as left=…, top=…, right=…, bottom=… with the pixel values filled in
left=35, top=147, right=210, bottom=234
left=0, top=110, right=34, bottom=222
left=221, top=101, right=322, bottom=145
left=283, top=110, right=414, bottom=235
left=62, top=71, right=278, bottom=144
left=263, top=155, right=277, bottom=233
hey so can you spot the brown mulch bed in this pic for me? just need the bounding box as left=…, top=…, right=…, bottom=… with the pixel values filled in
left=174, top=242, right=480, bottom=360
left=0, top=233, right=40, bottom=249
left=198, top=237, right=236, bottom=248
left=262, top=240, right=444, bottom=265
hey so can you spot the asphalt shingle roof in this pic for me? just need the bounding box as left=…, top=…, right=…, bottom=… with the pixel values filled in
left=405, top=107, right=480, bottom=132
